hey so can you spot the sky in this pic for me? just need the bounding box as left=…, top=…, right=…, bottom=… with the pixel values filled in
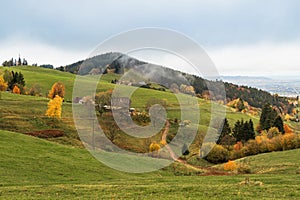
left=0, top=0, right=300, bottom=77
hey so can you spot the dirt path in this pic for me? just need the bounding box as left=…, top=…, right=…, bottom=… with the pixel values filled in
left=161, top=120, right=231, bottom=175
left=161, top=120, right=177, bottom=161
left=161, top=120, right=203, bottom=171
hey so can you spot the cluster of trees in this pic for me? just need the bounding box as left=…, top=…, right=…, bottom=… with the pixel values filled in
left=258, top=103, right=284, bottom=133
left=0, top=70, right=26, bottom=94
left=64, top=52, right=292, bottom=114
left=217, top=118, right=255, bottom=146
left=170, top=83, right=195, bottom=95
left=0, top=70, right=44, bottom=96
left=206, top=103, right=294, bottom=163
left=227, top=98, right=246, bottom=112
left=64, top=52, right=145, bottom=75
left=2, top=57, right=28, bottom=67
left=39, top=64, right=54, bottom=69
left=206, top=125, right=300, bottom=163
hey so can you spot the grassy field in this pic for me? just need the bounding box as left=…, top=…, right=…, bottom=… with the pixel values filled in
left=0, top=130, right=300, bottom=199
left=1, top=66, right=300, bottom=199
left=0, top=66, right=261, bottom=154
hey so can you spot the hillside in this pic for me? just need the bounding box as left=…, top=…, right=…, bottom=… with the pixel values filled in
left=0, top=66, right=76, bottom=101
left=62, top=52, right=292, bottom=110
left=0, top=130, right=299, bottom=199
left=0, top=66, right=300, bottom=199
left=0, top=66, right=262, bottom=155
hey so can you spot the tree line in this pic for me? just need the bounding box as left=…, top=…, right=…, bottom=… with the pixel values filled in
left=205, top=103, right=292, bottom=163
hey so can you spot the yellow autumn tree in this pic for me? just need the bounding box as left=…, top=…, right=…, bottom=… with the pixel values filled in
left=45, top=95, right=63, bottom=118
left=0, top=76, right=8, bottom=91
left=12, top=85, right=21, bottom=94
left=48, top=82, right=65, bottom=99
left=149, top=141, right=160, bottom=157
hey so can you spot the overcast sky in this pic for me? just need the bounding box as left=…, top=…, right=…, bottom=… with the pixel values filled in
left=1, top=0, right=300, bottom=77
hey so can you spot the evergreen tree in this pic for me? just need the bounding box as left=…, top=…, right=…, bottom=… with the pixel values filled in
left=245, top=119, right=255, bottom=141
left=259, top=103, right=277, bottom=131
left=233, top=120, right=242, bottom=142
left=273, top=116, right=285, bottom=134
left=216, top=118, right=231, bottom=144
left=233, top=119, right=255, bottom=143
left=17, top=72, right=25, bottom=86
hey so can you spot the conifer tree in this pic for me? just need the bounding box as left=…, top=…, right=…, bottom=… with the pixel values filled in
left=216, top=118, right=232, bottom=144
left=273, top=116, right=285, bottom=134
left=260, top=103, right=277, bottom=131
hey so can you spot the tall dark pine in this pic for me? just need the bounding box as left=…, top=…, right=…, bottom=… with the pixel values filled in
left=216, top=118, right=232, bottom=144
left=233, top=119, right=243, bottom=142
left=233, top=119, right=255, bottom=143
left=260, top=103, right=277, bottom=131
left=273, top=116, right=285, bottom=134
left=246, top=119, right=255, bottom=140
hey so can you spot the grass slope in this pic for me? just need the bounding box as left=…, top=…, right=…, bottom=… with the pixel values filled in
left=0, top=130, right=300, bottom=199
left=0, top=66, right=261, bottom=154
left=237, top=149, right=300, bottom=174
left=1, top=66, right=75, bottom=101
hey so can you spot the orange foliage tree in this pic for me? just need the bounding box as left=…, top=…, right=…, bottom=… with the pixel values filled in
left=224, top=160, right=237, bottom=171
left=48, top=82, right=65, bottom=99
left=234, top=141, right=243, bottom=151
left=284, top=124, right=293, bottom=134
left=45, top=95, right=63, bottom=118
left=12, top=85, right=21, bottom=94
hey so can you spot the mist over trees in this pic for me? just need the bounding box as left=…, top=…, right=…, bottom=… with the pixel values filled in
left=63, top=52, right=292, bottom=112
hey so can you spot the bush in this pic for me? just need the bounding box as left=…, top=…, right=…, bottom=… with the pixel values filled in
left=29, top=84, right=42, bottom=96
left=267, top=127, right=281, bottom=139
left=281, top=133, right=297, bottom=150
left=205, top=144, right=229, bottom=163
left=245, top=140, right=259, bottom=155
left=255, top=135, right=269, bottom=153
left=268, top=135, right=282, bottom=151
left=27, top=130, right=64, bottom=138
left=237, top=163, right=252, bottom=174
left=224, top=160, right=237, bottom=171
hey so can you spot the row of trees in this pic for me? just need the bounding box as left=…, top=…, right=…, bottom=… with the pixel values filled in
left=217, top=104, right=286, bottom=146
left=207, top=103, right=293, bottom=163
left=206, top=125, right=299, bottom=163
left=2, top=57, right=28, bottom=67
left=217, top=118, right=255, bottom=146
left=0, top=70, right=26, bottom=95
left=1, top=70, right=25, bottom=90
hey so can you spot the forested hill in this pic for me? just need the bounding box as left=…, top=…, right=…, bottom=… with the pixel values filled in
left=63, top=52, right=291, bottom=112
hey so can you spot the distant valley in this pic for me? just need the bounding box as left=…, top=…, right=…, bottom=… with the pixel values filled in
left=221, top=76, right=300, bottom=97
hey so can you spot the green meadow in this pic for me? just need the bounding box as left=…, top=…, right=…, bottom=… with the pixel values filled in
left=0, top=66, right=299, bottom=199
